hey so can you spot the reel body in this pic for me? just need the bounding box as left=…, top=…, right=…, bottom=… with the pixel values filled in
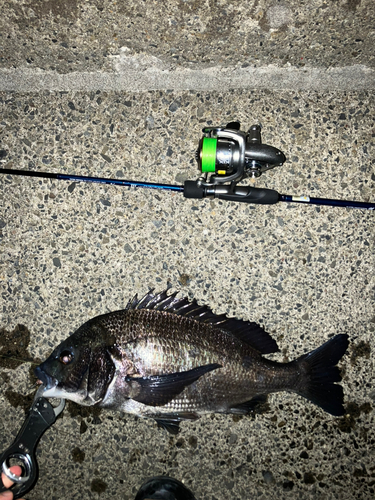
left=186, top=122, right=286, bottom=204
left=196, top=122, right=286, bottom=184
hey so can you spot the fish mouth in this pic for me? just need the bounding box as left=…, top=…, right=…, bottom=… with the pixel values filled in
left=34, top=366, right=57, bottom=391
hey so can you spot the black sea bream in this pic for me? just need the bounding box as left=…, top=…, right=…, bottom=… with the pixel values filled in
left=35, top=291, right=349, bottom=434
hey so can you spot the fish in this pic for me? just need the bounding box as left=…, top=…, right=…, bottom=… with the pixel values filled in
left=34, top=290, right=349, bottom=434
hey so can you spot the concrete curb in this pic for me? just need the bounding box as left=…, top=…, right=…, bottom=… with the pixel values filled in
left=1, top=65, right=374, bottom=92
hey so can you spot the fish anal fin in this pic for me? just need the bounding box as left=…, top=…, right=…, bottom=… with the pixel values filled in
left=229, top=394, right=268, bottom=415
left=127, top=363, right=221, bottom=407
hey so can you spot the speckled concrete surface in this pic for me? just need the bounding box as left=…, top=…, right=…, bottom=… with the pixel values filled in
left=0, top=90, right=374, bottom=499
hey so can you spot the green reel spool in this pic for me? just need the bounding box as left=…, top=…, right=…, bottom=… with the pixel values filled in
left=200, top=137, right=217, bottom=173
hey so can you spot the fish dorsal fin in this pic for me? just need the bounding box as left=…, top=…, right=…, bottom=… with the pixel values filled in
left=126, top=290, right=279, bottom=355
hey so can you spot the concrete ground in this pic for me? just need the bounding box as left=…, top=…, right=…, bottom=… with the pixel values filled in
left=0, top=1, right=374, bottom=500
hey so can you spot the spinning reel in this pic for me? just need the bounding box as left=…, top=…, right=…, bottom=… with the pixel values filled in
left=184, top=121, right=286, bottom=204
left=196, top=121, right=285, bottom=183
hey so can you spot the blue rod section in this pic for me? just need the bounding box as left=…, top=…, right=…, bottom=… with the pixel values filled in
left=1, top=168, right=374, bottom=209
left=0, top=168, right=184, bottom=193
left=280, top=194, right=375, bottom=210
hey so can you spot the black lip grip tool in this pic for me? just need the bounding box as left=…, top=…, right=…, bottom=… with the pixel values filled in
left=0, top=121, right=374, bottom=209
left=0, top=387, right=65, bottom=499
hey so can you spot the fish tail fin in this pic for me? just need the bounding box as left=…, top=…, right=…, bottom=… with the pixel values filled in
left=295, top=334, right=349, bottom=416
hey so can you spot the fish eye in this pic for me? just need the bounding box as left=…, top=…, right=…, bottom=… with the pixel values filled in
left=59, top=350, right=74, bottom=365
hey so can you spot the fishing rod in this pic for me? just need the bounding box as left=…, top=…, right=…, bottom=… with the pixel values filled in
left=1, top=122, right=374, bottom=210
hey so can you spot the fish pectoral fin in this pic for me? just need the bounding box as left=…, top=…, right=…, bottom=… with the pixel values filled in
left=126, top=363, right=221, bottom=407
left=229, top=394, right=268, bottom=415
left=154, top=412, right=200, bottom=435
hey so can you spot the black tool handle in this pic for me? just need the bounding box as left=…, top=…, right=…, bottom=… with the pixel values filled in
left=0, top=398, right=57, bottom=499
left=184, top=180, right=280, bottom=204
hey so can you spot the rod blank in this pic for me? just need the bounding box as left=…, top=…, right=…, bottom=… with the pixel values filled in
left=279, top=194, right=374, bottom=210
left=0, top=168, right=184, bottom=192
left=1, top=167, right=374, bottom=210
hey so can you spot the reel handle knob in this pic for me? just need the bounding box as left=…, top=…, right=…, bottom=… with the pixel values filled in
left=247, top=124, right=262, bottom=144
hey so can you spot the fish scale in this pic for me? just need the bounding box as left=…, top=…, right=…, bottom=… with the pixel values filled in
left=117, top=310, right=228, bottom=373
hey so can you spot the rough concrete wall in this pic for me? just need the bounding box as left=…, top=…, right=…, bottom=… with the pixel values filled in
left=0, top=0, right=374, bottom=91
left=1, top=0, right=375, bottom=71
